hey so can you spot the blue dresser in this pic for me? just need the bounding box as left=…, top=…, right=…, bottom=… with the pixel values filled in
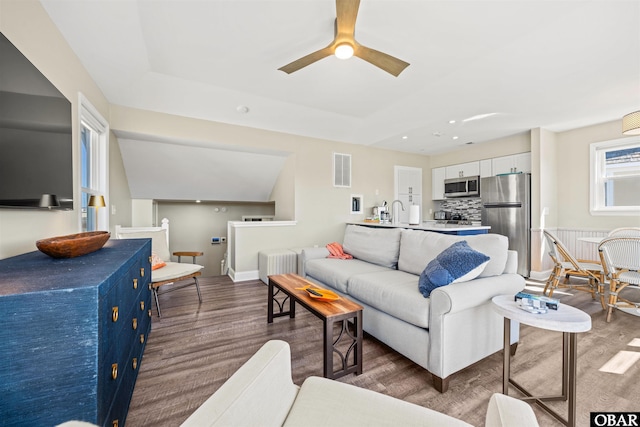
left=0, top=239, right=152, bottom=427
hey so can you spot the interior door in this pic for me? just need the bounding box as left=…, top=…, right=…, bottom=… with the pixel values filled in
left=394, top=166, right=422, bottom=223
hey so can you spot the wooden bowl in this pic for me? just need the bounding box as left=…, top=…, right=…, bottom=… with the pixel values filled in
left=36, top=231, right=110, bottom=258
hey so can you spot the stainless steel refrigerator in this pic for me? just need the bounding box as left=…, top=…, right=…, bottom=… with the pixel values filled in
left=481, top=173, right=531, bottom=277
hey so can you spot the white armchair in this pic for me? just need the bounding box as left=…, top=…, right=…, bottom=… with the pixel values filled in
left=115, top=218, right=203, bottom=317
left=180, top=340, right=539, bottom=427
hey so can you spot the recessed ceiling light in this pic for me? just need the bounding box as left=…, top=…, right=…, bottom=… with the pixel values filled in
left=462, top=113, right=497, bottom=122
left=432, top=131, right=443, bottom=137
left=236, top=105, right=250, bottom=114
left=449, top=120, right=456, bottom=124
left=452, top=136, right=459, bottom=140
left=195, top=200, right=201, bottom=203
left=402, top=135, right=408, bottom=140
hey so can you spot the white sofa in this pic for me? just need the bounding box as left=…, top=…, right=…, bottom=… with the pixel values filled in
left=58, top=341, right=539, bottom=427
left=300, top=225, right=526, bottom=392
left=179, top=340, right=538, bottom=427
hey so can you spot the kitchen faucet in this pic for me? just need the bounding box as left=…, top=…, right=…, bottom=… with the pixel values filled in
left=391, top=199, right=405, bottom=224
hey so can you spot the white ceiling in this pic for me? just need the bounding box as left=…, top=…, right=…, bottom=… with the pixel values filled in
left=37, top=0, right=640, bottom=201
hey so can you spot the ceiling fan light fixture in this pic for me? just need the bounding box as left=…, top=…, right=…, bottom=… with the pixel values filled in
left=335, top=43, right=354, bottom=60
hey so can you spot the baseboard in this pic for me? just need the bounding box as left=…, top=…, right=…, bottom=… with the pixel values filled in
left=229, top=268, right=259, bottom=282
left=528, top=270, right=551, bottom=282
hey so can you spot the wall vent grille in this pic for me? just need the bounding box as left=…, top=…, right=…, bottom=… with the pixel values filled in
left=333, top=152, right=351, bottom=187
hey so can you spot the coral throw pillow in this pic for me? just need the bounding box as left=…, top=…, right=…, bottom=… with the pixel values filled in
left=151, top=252, right=166, bottom=270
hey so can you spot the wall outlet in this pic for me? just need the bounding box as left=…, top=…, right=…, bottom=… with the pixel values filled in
left=220, top=236, right=226, bottom=243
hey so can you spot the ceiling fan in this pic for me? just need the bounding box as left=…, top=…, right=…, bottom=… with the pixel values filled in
left=278, top=0, right=409, bottom=77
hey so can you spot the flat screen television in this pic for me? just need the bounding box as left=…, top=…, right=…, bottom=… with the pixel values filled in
left=0, top=31, right=73, bottom=210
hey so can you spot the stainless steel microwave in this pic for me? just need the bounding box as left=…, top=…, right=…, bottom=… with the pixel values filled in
left=444, top=176, right=480, bottom=198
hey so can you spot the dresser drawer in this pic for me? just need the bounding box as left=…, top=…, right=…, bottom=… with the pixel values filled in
left=100, top=299, right=151, bottom=418
left=100, top=262, right=148, bottom=352
left=102, top=343, right=143, bottom=427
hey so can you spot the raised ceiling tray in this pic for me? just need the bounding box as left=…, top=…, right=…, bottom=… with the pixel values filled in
left=36, top=231, right=110, bottom=258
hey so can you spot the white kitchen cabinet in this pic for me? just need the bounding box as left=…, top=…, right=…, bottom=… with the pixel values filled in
left=514, top=152, right=532, bottom=173
left=492, top=152, right=531, bottom=175
left=431, top=167, right=445, bottom=200
left=395, top=166, right=422, bottom=223
left=445, top=161, right=480, bottom=179
left=480, top=159, right=492, bottom=177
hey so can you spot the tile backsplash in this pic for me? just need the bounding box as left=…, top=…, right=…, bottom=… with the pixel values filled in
left=437, top=198, right=482, bottom=221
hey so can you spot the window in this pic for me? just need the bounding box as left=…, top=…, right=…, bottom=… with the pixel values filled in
left=79, top=94, right=109, bottom=231
left=590, top=137, right=640, bottom=215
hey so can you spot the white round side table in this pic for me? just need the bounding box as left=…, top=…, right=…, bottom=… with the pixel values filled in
left=491, top=295, right=591, bottom=427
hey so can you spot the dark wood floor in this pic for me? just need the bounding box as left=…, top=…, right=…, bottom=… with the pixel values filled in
left=126, top=276, right=640, bottom=427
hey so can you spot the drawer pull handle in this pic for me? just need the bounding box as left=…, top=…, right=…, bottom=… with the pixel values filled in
left=140, top=334, right=145, bottom=344
left=148, top=309, right=152, bottom=318
left=133, top=278, right=138, bottom=289
left=140, top=267, right=145, bottom=277
left=140, top=301, right=145, bottom=311
left=111, top=363, right=118, bottom=380
left=112, top=420, right=119, bottom=427
left=132, top=318, right=138, bottom=330
left=149, top=256, right=152, bottom=263
left=112, top=307, right=119, bottom=322
left=132, top=357, right=138, bottom=370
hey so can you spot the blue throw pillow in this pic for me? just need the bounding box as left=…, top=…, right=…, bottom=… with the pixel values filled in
left=418, top=240, right=490, bottom=298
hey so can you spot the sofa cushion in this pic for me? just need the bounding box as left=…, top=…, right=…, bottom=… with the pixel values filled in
left=342, top=225, right=402, bottom=269
left=283, top=376, right=471, bottom=427
left=398, top=230, right=508, bottom=277
left=304, top=258, right=390, bottom=294
left=151, top=262, right=203, bottom=283
left=347, top=270, right=430, bottom=328
left=418, top=241, right=490, bottom=298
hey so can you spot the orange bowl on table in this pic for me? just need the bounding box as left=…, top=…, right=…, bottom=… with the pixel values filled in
left=296, top=286, right=340, bottom=302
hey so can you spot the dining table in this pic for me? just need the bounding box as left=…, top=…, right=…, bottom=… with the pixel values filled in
left=577, top=236, right=605, bottom=244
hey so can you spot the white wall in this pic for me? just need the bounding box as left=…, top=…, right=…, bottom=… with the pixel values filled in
left=157, top=201, right=275, bottom=277
left=556, top=120, right=640, bottom=229
left=131, top=199, right=154, bottom=227
left=108, top=105, right=431, bottom=250
left=0, top=0, right=131, bottom=259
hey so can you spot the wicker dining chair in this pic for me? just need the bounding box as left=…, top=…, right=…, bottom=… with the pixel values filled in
left=598, top=236, right=640, bottom=322
left=608, top=227, right=640, bottom=237
left=543, top=230, right=604, bottom=308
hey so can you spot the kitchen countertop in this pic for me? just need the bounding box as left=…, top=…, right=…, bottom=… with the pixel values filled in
left=348, top=221, right=491, bottom=232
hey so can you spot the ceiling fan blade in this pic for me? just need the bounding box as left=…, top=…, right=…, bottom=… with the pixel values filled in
left=354, top=44, right=410, bottom=77
left=335, top=0, right=360, bottom=37
left=278, top=46, right=334, bottom=74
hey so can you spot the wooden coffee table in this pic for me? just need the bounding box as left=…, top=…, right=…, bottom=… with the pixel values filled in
left=267, top=273, right=363, bottom=379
